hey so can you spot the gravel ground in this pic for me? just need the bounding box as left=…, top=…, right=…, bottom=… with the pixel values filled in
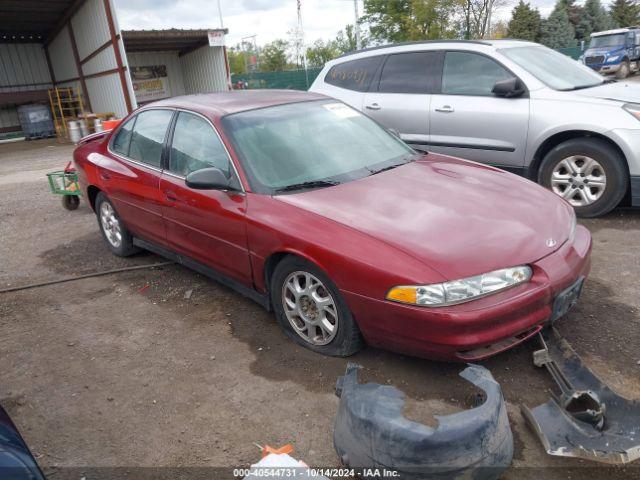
left=1, top=139, right=639, bottom=479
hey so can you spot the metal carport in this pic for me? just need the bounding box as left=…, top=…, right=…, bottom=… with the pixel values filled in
left=0, top=0, right=134, bottom=135
left=0, top=1, right=230, bottom=137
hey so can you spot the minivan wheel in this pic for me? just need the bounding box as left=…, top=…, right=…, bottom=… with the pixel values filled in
left=616, top=61, right=630, bottom=79
left=271, top=256, right=363, bottom=357
left=538, top=138, right=628, bottom=218
left=95, top=192, right=139, bottom=256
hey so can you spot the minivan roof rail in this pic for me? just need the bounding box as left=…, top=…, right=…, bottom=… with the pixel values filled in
left=338, top=39, right=492, bottom=58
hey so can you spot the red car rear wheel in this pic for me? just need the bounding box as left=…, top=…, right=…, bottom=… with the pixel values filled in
left=95, top=192, right=140, bottom=257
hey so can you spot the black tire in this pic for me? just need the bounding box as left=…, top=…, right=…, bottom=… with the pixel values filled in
left=616, top=60, right=630, bottom=79
left=95, top=192, right=139, bottom=257
left=538, top=138, right=628, bottom=218
left=61, top=195, right=80, bottom=211
left=270, top=256, right=364, bottom=357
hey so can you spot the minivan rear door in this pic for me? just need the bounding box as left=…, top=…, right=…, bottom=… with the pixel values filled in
left=428, top=51, right=529, bottom=171
left=362, top=51, right=443, bottom=151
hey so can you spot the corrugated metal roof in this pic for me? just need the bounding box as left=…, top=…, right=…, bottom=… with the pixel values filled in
left=0, top=0, right=80, bottom=42
left=122, top=28, right=228, bottom=55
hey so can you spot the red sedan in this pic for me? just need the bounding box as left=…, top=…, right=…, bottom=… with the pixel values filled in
left=73, top=91, right=591, bottom=361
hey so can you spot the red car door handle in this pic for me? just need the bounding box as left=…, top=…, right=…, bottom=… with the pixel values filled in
left=100, top=172, right=111, bottom=180
left=165, top=191, right=178, bottom=202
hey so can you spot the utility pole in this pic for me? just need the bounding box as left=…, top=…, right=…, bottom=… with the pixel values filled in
left=217, top=0, right=224, bottom=28
left=354, top=0, right=361, bottom=50
left=241, top=35, right=258, bottom=74
left=296, top=1, right=309, bottom=87
left=484, top=0, right=494, bottom=39
left=465, top=1, right=470, bottom=40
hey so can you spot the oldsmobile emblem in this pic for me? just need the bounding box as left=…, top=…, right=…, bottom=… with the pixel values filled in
left=546, top=238, right=557, bottom=248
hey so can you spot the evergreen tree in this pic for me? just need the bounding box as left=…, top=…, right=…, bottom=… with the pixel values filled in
left=610, top=0, right=639, bottom=28
left=540, top=3, right=578, bottom=48
left=580, top=0, right=613, bottom=39
left=507, top=1, right=542, bottom=41
left=558, top=0, right=585, bottom=28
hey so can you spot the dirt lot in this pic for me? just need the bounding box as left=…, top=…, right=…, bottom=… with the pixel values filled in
left=1, top=139, right=639, bottom=479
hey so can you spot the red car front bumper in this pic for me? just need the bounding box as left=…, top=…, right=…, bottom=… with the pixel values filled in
left=343, top=225, right=592, bottom=362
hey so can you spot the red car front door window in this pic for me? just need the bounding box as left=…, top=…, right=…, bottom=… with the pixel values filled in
left=159, top=111, right=252, bottom=285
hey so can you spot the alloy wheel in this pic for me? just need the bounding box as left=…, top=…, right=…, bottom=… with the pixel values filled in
left=550, top=155, right=607, bottom=207
left=282, top=271, right=339, bottom=346
left=100, top=202, right=122, bottom=248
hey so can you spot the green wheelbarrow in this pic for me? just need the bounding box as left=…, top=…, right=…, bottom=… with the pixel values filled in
left=46, top=161, right=81, bottom=211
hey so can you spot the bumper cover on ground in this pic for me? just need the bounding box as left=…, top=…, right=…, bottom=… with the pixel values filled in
left=523, top=329, right=640, bottom=464
left=333, top=363, right=513, bottom=479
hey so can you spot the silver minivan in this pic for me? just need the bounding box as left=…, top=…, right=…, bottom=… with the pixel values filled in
left=310, top=40, right=640, bottom=217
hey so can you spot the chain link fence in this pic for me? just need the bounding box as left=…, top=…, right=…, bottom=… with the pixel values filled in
left=231, top=68, right=323, bottom=91
left=557, top=46, right=583, bottom=60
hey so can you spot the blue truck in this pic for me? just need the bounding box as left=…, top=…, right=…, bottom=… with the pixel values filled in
left=581, top=27, right=640, bottom=78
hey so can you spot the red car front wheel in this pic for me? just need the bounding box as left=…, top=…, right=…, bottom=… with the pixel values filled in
left=270, top=255, right=363, bottom=357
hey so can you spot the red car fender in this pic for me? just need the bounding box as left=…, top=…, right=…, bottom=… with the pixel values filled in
left=245, top=193, right=446, bottom=299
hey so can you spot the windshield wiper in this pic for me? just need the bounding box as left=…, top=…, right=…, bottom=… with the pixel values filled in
left=367, top=154, right=418, bottom=176
left=274, top=180, right=339, bottom=193
left=367, top=163, right=404, bottom=176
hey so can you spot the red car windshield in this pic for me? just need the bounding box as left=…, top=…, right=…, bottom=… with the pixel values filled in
left=221, top=100, right=415, bottom=194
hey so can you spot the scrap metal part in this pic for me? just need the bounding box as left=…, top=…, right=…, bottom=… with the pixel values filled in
left=333, top=363, right=513, bottom=479
left=523, top=329, right=640, bottom=464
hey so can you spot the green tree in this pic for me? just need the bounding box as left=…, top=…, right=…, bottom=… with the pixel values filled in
left=460, top=0, right=514, bottom=40
left=506, top=1, right=542, bottom=41
left=558, top=0, right=583, bottom=25
left=557, top=0, right=593, bottom=39
left=259, top=39, right=289, bottom=72
left=335, top=24, right=369, bottom=54
left=540, top=3, right=577, bottom=48
left=362, top=0, right=459, bottom=42
left=227, top=47, right=246, bottom=75
left=491, top=19, right=509, bottom=39
left=610, top=0, right=639, bottom=27
left=305, top=39, right=340, bottom=68
left=579, top=0, right=613, bottom=39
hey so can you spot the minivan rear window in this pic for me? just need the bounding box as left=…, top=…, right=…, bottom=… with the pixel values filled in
left=378, top=52, right=441, bottom=94
left=324, top=56, right=383, bottom=92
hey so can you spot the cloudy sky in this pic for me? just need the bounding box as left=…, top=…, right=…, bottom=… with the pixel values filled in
left=112, top=0, right=585, bottom=47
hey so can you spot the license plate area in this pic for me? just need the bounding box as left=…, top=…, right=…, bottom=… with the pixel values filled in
left=550, top=277, right=584, bottom=323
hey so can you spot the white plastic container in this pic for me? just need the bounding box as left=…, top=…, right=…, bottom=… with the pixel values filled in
left=68, top=121, right=81, bottom=143
left=79, top=120, right=89, bottom=137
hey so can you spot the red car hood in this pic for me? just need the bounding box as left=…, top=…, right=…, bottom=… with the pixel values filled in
left=275, top=156, right=574, bottom=281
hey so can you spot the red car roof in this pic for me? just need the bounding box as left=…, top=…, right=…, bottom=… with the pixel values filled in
left=147, top=90, right=329, bottom=118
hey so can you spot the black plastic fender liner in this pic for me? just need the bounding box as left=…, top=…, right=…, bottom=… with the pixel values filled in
left=333, top=363, right=513, bottom=479
left=523, top=329, right=640, bottom=464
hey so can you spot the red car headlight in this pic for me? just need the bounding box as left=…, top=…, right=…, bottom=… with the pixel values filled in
left=386, top=266, right=532, bottom=307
